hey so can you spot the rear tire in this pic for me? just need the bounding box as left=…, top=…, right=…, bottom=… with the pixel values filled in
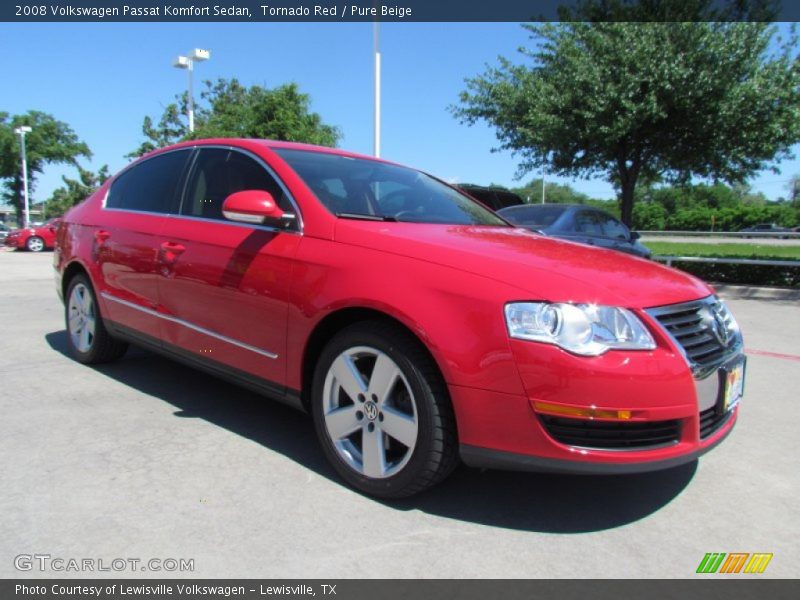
left=65, top=274, right=128, bottom=364
left=311, top=321, right=458, bottom=498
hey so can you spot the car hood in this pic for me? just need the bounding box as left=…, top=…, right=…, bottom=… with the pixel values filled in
left=334, top=222, right=712, bottom=308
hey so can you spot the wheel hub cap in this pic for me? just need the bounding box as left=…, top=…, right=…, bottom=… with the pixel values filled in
left=322, top=346, right=419, bottom=479
left=363, top=401, right=378, bottom=421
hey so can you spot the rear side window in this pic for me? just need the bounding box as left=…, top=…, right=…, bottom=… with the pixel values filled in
left=494, top=192, right=524, bottom=209
left=181, top=148, right=293, bottom=221
left=598, top=214, right=630, bottom=239
left=106, top=150, right=190, bottom=213
left=575, top=211, right=603, bottom=235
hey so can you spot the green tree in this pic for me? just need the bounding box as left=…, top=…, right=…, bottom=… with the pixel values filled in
left=45, top=165, right=110, bottom=218
left=451, top=4, right=800, bottom=226
left=129, top=79, right=341, bottom=157
left=632, top=202, right=668, bottom=230
left=0, top=111, right=91, bottom=222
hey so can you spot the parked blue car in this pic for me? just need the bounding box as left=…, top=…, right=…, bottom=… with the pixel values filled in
left=498, top=204, right=652, bottom=259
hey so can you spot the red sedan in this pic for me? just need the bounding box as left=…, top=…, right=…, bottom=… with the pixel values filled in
left=54, top=140, right=745, bottom=498
left=5, top=218, right=60, bottom=252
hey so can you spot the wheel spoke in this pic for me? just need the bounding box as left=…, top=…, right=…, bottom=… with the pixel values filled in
left=74, top=288, right=85, bottom=312
left=68, top=311, right=81, bottom=332
left=330, top=354, right=367, bottom=401
left=85, top=316, right=96, bottom=337
left=361, top=427, right=386, bottom=478
left=380, top=406, right=417, bottom=448
left=79, top=324, right=90, bottom=351
left=368, top=353, right=400, bottom=404
left=324, top=405, right=361, bottom=440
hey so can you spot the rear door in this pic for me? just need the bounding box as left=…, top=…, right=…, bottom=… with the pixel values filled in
left=155, top=146, right=302, bottom=388
left=97, top=149, right=191, bottom=341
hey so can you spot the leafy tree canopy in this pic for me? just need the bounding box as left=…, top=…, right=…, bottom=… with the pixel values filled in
left=45, top=165, right=110, bottom=218
left=452, top=1, right=800, bottom=225
left=129, top=78, right=341, bottom=158
left=0, top=111, right=90, bottom=220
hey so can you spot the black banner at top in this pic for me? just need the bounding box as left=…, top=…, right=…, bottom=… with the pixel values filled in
left=3, top=0, right=800, bottom=22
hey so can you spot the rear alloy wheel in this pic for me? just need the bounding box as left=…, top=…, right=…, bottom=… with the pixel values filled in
left=312, top=321, right=458, bottom=498
left=65, top=274, right=128, bottom=364
left=26, top=236, right=45, bottom=252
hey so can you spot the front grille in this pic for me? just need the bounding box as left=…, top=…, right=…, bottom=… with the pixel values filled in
left=648, top=297, right=739, bottom=370
left=539, top=415, right=681, bottom=450
left=699, top=407, right=732, bottom=439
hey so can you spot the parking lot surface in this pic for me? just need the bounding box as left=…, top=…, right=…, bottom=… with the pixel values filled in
left=1, top=251, right=798, bottom=578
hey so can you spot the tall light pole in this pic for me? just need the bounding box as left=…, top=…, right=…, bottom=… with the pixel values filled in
left=373, top=22, right=381, bottom=158
left=541, top=166, right=546, bottom=204
left=173, top=48, right=211, bottom=133
left=14, top=126, right=32, bottom=228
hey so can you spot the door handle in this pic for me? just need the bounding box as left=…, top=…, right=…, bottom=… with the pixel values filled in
left=94, top=230, right=110, bottom=243
left=159, top=241, right=185, bottom=263
left=160, top=241, right=185, bottom=253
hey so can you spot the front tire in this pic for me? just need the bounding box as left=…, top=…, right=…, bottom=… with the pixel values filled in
left=311, top=321, right=458, bottom=498
left=65, top=274, right=128, bottom=364
left=26, top=236, right=45, bottom=252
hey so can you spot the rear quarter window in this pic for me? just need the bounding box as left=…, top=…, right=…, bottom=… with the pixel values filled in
left=106, top=150, right=191, bottom=213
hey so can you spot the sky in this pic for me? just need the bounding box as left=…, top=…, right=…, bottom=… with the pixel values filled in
left=1, top=21, right=799, bottom=205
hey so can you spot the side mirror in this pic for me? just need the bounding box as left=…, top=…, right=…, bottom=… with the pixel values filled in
left=630, top=230, right=641, bottom=241
left=222, top=190, right=292, bottom=226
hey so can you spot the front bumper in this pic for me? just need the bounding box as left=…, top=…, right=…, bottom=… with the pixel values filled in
left=451, top=332, right=743, bottom=473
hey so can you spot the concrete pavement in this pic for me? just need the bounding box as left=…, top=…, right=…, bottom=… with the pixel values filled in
left=1, top=251, right=798, bottom=578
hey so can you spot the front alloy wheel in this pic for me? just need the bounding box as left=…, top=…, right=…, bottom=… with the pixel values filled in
left=26, top=236, right=44, bottom=252
left=312, top=321, right=458, bottom=498
left=322, top=346, right=419, bottom=479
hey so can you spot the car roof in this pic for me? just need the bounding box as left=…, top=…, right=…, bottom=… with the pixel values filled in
left=143, top=138, right=391, bottom=165
left=499, top=203, right=581, bottom=213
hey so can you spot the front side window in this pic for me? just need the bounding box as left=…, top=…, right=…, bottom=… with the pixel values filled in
left=106, top=150, right=190, bottom=213
left=181, top=148, right=294, bottom=223
left=273, top=148, right=508, bottom=226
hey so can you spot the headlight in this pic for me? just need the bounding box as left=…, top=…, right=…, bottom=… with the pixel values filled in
left=504, top=302, right=656, bottom=356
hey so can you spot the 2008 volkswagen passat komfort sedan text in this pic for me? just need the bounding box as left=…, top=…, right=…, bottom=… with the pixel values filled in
left=55, top=139, right=745, bottom=498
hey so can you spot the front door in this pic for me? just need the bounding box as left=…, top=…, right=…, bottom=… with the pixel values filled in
left=155, top=147, right=301, bottom=388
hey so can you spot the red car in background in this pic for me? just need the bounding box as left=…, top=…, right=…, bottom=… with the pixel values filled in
left=54, top=139, right=745, bottom=498
left=4, top=218, right=60, bottom=252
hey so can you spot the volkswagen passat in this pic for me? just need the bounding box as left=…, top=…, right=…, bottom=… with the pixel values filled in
left=55, top=139, right=745, bottom=498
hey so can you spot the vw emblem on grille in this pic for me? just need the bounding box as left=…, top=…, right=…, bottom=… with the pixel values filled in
left=364, top=401, right=379, bottom=421
left=709, top=305, right=730, bottom=347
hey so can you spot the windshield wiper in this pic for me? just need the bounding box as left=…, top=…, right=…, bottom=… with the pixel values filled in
left=336, top=212, right=397, bottom=222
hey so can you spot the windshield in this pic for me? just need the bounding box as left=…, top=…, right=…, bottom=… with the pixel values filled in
left=498, top=205, right=567, bottom=229
left=273, top=148, right=508, bottom=226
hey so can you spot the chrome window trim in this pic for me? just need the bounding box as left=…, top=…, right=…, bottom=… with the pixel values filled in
left=101, top=144, right=304, bottom=235
left=163, top=212, right=302, bottom=236
left=100, top=292, right=278, bottom=360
